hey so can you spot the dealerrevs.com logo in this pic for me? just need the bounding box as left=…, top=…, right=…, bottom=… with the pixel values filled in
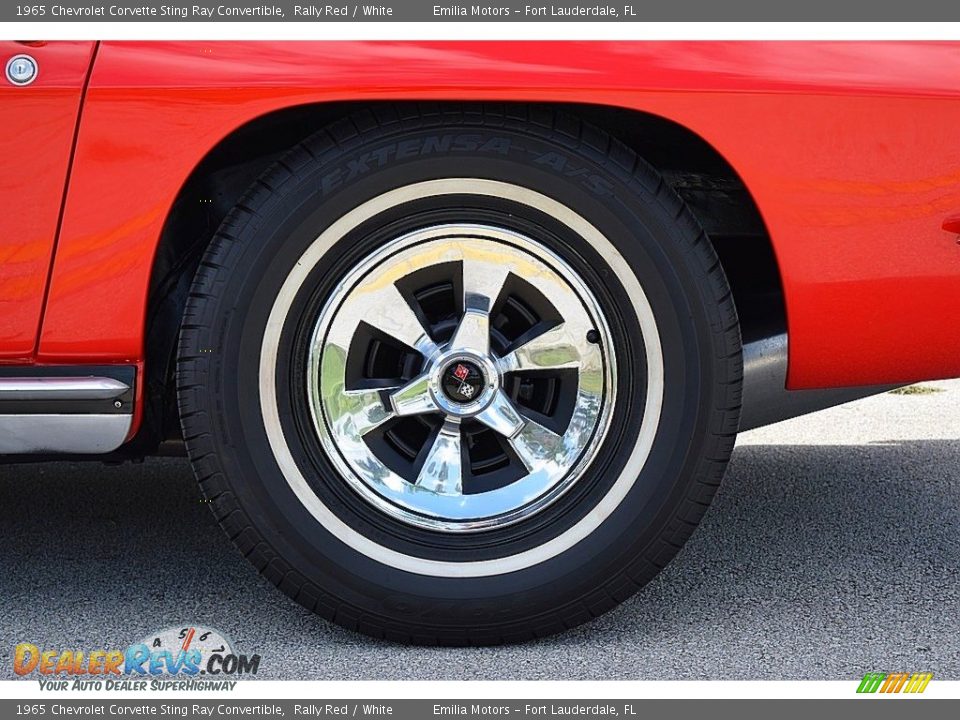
left=13, top=625, right=260, bottom=691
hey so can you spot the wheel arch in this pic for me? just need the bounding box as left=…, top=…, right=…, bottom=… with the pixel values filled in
left=140, top=100, right=785, bottom=450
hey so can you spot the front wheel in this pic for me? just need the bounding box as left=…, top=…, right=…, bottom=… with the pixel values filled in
left=178, top=106, right=741, bottom=645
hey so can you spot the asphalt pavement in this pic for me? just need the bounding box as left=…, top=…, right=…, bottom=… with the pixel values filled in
left=2, top=381, right=959, bottom=680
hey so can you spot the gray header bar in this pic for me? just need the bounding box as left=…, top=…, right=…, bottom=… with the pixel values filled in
left=5, top=0, right=960, bottom=22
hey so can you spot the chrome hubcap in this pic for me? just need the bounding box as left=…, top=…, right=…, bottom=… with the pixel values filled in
left=307, top=224, right=616, bottom=532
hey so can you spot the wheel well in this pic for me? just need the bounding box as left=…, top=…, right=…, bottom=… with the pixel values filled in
left=139, top=101, right=785, bottom=450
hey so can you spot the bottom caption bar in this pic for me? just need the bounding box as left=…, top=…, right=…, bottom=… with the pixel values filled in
left=1, top=700, right=956, bottom=718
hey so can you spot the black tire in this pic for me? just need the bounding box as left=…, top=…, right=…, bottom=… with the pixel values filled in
left=177, top=104, right=741, bottom=645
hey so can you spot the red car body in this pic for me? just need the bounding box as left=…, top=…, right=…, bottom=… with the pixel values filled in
left=3, top=40, right=960, bottom=443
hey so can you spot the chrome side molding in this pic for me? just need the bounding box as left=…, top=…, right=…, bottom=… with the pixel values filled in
left=0, top=368, right=135, bottom=455
left=0, top=376, right=129, bottom=401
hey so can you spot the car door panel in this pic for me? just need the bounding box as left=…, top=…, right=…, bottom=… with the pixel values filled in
left=0, top=40, right=96, bottom=360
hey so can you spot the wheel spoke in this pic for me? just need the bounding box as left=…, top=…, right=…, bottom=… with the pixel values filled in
left=389, top=373, right=438, bottom=417
left=508, top=418, right=565, bottom=472
left=474, top=390, right=525, bottom=438
left=416, top=420, right=463, bottom=495
left=448, top=256, right=511, bottom=354
left=335, top=388, right=397, bottom=437
left=448, top=309, right=490, bottom=354
left=497, top=322, right=586, bottom=374
left=364, top=283, right=440, bottom=358
left=462, top=254, right=510, bottom=316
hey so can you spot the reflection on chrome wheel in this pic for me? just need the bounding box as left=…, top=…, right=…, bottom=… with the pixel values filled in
left=308, top=225, right=615, bottom=532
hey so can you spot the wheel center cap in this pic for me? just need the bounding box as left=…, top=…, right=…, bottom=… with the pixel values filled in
left=441, top=360, right=485, bottom=404
left=429, top=352, right=499, bottom=417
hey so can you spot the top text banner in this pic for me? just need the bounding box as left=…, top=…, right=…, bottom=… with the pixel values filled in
left=5, top=0, right=960, bottom=22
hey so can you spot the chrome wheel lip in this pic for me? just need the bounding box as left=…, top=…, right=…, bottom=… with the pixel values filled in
left=306, top=223, right=617, bottom=533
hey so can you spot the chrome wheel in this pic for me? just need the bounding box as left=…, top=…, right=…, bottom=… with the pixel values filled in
left=308, top=224, right=616, bottom=532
